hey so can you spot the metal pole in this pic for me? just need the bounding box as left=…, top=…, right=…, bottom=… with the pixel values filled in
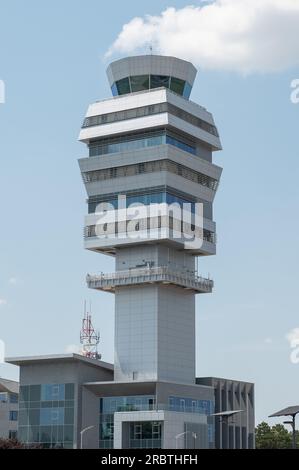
left=80, top=425, right=95, bottom=449
left=175, top=431, right=189, bottom=449
left=292, top=415, right=296, bottom=449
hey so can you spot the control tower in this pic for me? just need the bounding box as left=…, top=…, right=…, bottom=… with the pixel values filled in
left=78, top=55, right=222, bottom=385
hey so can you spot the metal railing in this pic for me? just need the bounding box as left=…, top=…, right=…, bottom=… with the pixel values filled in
left=103, top=403, right=211, bottom=415
left=129, top=439, right=162, bottom=449
left=87, top=266, right=213, bottom=294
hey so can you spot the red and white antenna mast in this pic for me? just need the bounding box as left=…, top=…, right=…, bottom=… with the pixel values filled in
left=80, top=301, right=101, bottom=360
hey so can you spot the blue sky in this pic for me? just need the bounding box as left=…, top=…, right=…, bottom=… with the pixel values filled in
left=0, top=0, right=298, bottom=425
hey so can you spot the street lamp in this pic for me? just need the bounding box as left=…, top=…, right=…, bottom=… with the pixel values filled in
left=211, top=410, right=243, bottom=449
left=80, top=425, right=95, bottom=449
left=175, top=431, right=198, bottom=449
left=284, top=420, right=296, bottom=449
left=175, top=431, right=188, bottom=449
left=269, top=406, right=299, bottom=450
left=192, top=432, right=197, bottom=449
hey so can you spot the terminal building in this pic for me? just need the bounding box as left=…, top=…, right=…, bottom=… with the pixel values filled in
left=6, top=55, right=254, bottom=449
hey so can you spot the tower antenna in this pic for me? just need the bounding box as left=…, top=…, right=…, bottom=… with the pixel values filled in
left=149, top=43, right=153, bottom=55
left=80, top=301, right=101, bottom=360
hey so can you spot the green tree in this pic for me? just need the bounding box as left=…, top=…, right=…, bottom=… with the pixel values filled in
left=255, top=421, right=298, bottom=449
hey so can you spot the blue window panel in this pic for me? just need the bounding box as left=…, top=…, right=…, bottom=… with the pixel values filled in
left=89, top=131, right=195, bottom=158
left=208, top=424, right=214, bottom=443
left=40, top=407, right=64, bottom=426
left=9, top=393, right=18, bottom=404
left=41, top=384, right=65, bottom=401
left=111, top=83, right=118, bottom=97
left=111, top=75, right=191, bottom=98
left=18, top=426, right=29, bottom=442
left=100, top=396, right=155, bottom=414
left=90, top=192, right=196, bottom=214
left=130, top=75, right=149, bottom=93
left=166, top=135, right=196, bottom=155
left=183, top=82, right=192, bottom=99
left=64, top=425, right=74, bottom=443
left=169, top=77, right=185, bottom=96
left=40, top=426, right=51, bottom=443
left=150, top=75, right=170, bottom=89
left=90, top=134, right=164, bottom=157
left=116, top=77, right=131, bottom=95
left=0, top=392, right=7, bottom=403
left=168, top=396, right=214, bottom=415
left=9, top=410, right=18, bottom=421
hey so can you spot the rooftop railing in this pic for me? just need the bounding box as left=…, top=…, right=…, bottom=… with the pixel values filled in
left=87, top=266, right=213, bottom=294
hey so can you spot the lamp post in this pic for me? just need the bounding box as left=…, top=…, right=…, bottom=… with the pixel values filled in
left=175, top=431, right=198, bottom=449
left=269, top=406, right=299, bottom=450
left=175, top=431, right=188, bottom=449
left=211, top=410, right=243, bottom=449
left=283, top=419, right=296, bottom=449
left=80, top=425, right=95, bottom=449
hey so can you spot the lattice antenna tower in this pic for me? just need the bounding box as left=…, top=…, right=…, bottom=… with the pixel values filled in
left=80, top=301, right=101, bottom=360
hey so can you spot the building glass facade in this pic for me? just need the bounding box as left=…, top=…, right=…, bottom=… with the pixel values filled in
left=88, top=189, right=197, bottom=214
left=168, top=396, right=214, bottom=414
left=89, top=129, right=196, bottom=158
left=18, top=383, right=75, bottom=448
left=99, top=395, right=156, bottom=449
left=99, top=395, right=215, bottom=449
left=169, top=396, right=215, bottom=447
left=129, top=421, right=162, bottom=449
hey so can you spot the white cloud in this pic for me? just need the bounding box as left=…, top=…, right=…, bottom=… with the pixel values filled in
left=65, top=344, right=82, bottom=354
left=9, top=277, right=17, bottom=285
left=106, top=0, right=299, bottom=74
left=0, top=299, right=7, bottom=306
left=264, top=337, right=273, bottom=344
left=286, top=328, right=299, bottom=348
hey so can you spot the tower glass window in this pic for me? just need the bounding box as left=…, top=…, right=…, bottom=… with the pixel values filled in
left=87, top=189, right=197, bottom=214
left=130, top=75, right=149, bottom=92
left=88, top=129, right=196, bottom=158
left=150, top=75, right=170, bottom=89
left=116, top=77, right=131, bottom=95
left=170, top=77, right=185, bottom=95
left=111, top=74, right=193, bottom=98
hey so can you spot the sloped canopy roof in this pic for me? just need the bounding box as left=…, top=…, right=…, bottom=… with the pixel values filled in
left=269, top=406, right=299, bottom=417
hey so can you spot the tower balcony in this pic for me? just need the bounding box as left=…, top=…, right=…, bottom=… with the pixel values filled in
left=86, top=266, right=213, bottom=294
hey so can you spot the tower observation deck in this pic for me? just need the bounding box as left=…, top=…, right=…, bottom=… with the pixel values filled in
left=78, top=55, right=222, bottom=385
